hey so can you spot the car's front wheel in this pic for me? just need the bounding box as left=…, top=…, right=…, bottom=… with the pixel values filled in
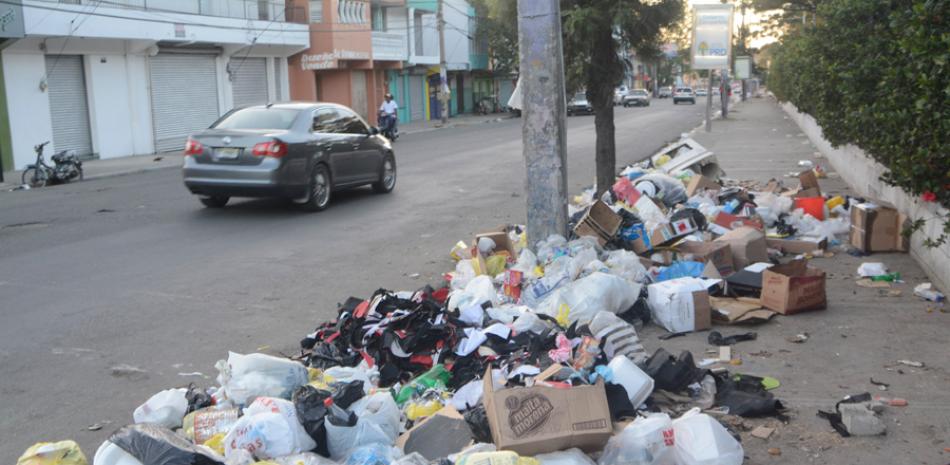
left=373, top=153, right=396, bottom=194
left=300, top=164, right=331, bottom=212
left=199, top=196, right=229, bottom=208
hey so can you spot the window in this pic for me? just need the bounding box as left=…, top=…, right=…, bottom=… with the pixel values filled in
left=371, top=6, right=386, bottom=31
left=309, top=0, right=322, bottom=22
left=312, top=108, right=343, bottom=133
left=338, top=109, right=369, bottom=134
left=214, top=108, right=299, bottom=130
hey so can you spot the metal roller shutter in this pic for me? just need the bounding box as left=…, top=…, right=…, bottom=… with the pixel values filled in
left=45, top=55, right=93, bottom=156
left=231, top=57, right=268, bottom=108
left=274, top=58, right=283, bottom=101
left=149, top=53, right=220, bottom=153
left=409, top=75, right=423, bottom=121
left=350, top=70, right=367, bottom=118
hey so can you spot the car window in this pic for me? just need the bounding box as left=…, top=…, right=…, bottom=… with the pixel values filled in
left=337, top=108, right=370, bottom=135
left=213, top=108, right=299, bottom=130
left=312, top=108, right=344, bottom=133
left=574, top=92, right=586, bottom=100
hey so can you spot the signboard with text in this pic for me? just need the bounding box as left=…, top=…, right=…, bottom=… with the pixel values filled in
left=734, top=56, right=752, bottom=79
left=0, top=0, right=25, bottom=39
left=691, top=4, right=733, bottom=70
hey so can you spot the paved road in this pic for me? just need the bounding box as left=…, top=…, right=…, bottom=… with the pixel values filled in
left=0, top=100, right=704, bottom=460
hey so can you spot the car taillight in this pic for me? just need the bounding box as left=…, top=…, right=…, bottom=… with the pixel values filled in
left=184, top=137, right=203, bottom=155
left=252, top=140, right=288, bottom=158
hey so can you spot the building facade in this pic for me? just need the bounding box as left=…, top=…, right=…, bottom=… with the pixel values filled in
left=1, top=0, right=309, bottom=170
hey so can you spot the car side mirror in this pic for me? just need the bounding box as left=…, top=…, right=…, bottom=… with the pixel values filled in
left=370, top=127, right=379, bottom=135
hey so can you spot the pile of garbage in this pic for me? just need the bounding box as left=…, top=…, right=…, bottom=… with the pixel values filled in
left=20, top=138, right=929, bottom=465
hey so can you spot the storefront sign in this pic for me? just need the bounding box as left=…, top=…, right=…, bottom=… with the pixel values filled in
left=691, top=4, right=733, bottom=70
left=301, top=49, right=371, bottom=70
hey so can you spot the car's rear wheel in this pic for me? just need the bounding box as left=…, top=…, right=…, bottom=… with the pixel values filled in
left=372, top=154, right=397, bottom=194
left=200, top=196, right=229, bottom=208
left=300, top=164, right=331, bottom=212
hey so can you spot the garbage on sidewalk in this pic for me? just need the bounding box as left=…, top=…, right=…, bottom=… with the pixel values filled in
left=51, top=134, right=925, bottom=465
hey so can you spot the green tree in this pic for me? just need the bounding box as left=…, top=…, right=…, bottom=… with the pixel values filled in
left=561, top=0, right=685, bottom=195
left=471, top=0, right=519, bottom=75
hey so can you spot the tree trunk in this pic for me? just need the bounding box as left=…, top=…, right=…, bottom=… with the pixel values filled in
left=590, top=26, right=618, bottom=198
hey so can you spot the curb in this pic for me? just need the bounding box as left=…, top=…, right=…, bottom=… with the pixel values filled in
left=2, top=161, right=179, bottom=192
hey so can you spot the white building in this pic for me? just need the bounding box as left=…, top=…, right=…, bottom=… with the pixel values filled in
left=2, top=0, right=310, bottom=169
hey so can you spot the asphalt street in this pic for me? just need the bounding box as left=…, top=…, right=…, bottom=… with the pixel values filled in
left=0, top=100, right=704, bottom=460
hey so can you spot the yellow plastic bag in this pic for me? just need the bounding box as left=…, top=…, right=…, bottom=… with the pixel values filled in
left=405, top=399, right=444, bottom=421
left=307, top=368, right=332, bottom=390
left=17, top=441, right=87, bottom=465
left=485, top=255, right=507, bottom=277
left=555, top=303, right=571, bottom=328
left=450, top=241, right=470, bottom=261
left=203, top=433, right=227, bottom=455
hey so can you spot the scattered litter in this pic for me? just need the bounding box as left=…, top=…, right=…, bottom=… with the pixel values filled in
left=750, top=425, right=774, bottom=439
left=786, top=333, right=809, bottom=343
left=707, top=331, right=757, bottom=346
left=856, top=278, right=890, bottom=288
left=856, top=262, right=888, bottom=278
left=897, top=359, right=924, bottom=368
left=913, top=283, right=945, bottom=302
left=767, top=447, right=781, bottom=456
left=109, top=364, right=148, bottom=380
left=869, top=378, right=889, bottom=391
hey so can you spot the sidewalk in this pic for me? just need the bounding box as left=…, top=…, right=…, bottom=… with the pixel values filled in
left=665, top=96, right=949, bottom=464
left=0, top=113, right=511, bottom=191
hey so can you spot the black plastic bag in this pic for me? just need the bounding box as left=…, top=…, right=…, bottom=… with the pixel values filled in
left=644, top=349, right=706, bottom=393
left=463, top=404, right=493, bottom=444
left=332, top=380, right=365, bottom=410
left=185, top=383, right=212, bottom=414
left=292, top=385, right=332, bottom=457
left=109, top=423, right=223, bottom=465
left=714, top=373, right=785, bottom=417
left=707, top=331, right=758, bottom=346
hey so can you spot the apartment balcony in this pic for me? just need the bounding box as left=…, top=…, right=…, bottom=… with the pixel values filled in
left=372, top=31, right=407, bottom=61
left=21, top=0, right=310, bottom=49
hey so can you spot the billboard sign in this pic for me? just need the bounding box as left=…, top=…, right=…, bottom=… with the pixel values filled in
left=691, top=4, right=733, bottom=70
left=735, top=56, right=752, bottom=79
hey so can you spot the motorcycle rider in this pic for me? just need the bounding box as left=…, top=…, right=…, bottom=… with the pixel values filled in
left=378, top=93, right=399, bottom=139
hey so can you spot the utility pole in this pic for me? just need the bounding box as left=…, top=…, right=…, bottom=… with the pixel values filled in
left=705, top=71, right=713, bottom=132
left=437, top=0, right=448, bottom=125
left=517, top=0, right=568, bottom=248
left=721, top=68, right=729, bottom=118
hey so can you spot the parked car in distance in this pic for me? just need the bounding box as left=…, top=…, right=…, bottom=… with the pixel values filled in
left=673, top=88, right=696, bottom=105
left=567, top=92, right=594, bottom=116
left=623, top=89, right=651, bottom=107
left=658, top=86, right=673, bottom=98
left=695, top=88, right=708, bottom=97
left=182, top=102, right=396, bottom=211
left=614, top=86, right=629, bottom=105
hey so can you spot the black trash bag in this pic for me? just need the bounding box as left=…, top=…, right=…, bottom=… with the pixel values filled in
left=185, top=383, right=212, bottom=414
left=714, top=373, right=785, bottom=417
left=331, top=380, right=365, bottom=409
left=292, top=385, right=332, bottom=457
left=605, top=382, right=637, bottom=421
left=817, top=392, right=872, bottom=437
left=307, top=342, right=359, bottom=370
left=109, top=423, right=224, bottom=465
left=707, top=331, right=758, bottom=346
left=463, top=404, right=493, bottom=444
left=617, top=290, right=651, bottom=327
left=644, top=349, right=706, bottom=393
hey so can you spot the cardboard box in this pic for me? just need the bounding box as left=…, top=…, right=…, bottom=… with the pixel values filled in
left=686, top=175, right=721, bottom=196
left=647, top=278, right=713, bottom=333
left=651, top=217, right=699, bottom=247
left=574, top=201, right=623, bottom=246
left=396, top=406, right=474, bottom=460
left=472, top=228, right=517, bottom=276
left=674, top=241, right=735, bottom=276
left=709, top=297, right=776, bottom=324
left=760, top=259, right=827, bottom=315
left=482, top=368, right=612, bottom=456
left=798, top=170, right=821, bottom=194
left=849, top=203, right=910, bottom=253
left=766, top=237, right=828, bottom=254
left=713, top=211, right=765, bottom=231
left=714, top=227, right=769, bottom=269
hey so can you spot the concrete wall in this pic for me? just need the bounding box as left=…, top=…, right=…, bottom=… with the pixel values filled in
left=782, top=102, right=950, bottom=293
left=2, top=51, right=53, bottom=170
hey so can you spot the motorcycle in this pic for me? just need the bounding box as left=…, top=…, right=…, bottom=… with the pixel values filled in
left=21, top=141, right=84, bottom=188
left=377, top=112, right=398, bottom=141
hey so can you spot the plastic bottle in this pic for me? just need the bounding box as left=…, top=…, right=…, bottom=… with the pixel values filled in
left=598, top=414, right=675, bottom=465
left=870, top=272, right=901, bottom=282
left=395, top=365, right=450, bottom=405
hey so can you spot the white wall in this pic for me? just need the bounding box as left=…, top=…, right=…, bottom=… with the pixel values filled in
left=443, top=0, right=470, bottom=69
left=86, top=55, right=136, bottom=159
left=126, top=55, right=155, bottom=155
left=3, top=51, right=53, bottom=170
left=782, top=102, right=950, bottom=294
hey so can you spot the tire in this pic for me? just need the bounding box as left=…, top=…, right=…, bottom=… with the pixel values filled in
left=73, top=164, right=83, bottom=182
left=373, top=153, right=397, bottom=194
left=199, top=196, right=229, bottom=208
left=301, top=164, right=332, bottom=211
left=21, top=167, right=47, bottom=188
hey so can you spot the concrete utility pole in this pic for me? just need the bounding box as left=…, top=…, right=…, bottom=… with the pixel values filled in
left=437, top=0, right=448, bottom=125
left=517, top=0, right=569, bottom=248
left=721, top=68, right=729, bottom=118
left=705, top=72, right=714, bottom=132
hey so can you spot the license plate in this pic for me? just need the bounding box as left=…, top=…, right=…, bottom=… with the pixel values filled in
left=216, top=147, right=240, bottom=159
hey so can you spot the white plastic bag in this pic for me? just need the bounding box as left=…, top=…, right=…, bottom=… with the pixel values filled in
left=599, top=413, right=675, bottom=465
left=510, top=249, right=539, bottom=279
left=510, top=310, right=553, bottom=335
left=604, top=250, right=649, bottom=283
left=324, top=363, right=379, bottom=394
left=452, top=260, right=477, bottom=291
left=341, top=444, right=401, bottom=465
left=326, top=393, right=401, bottom=459
left=538, top=272, right=642, bottom=325
left=132, top=388, right=188, bottom=429
left=857, top=262, right=888, bottom=277
left=535, top=234, right=568, bottom=265
left=272, top=452, right=339, bottom=465
left=223, top=397, right=316, bottom=460
left=672, top=408, right=743, bottom=465
left=448, top=275, right=499, bottom=311
left=537, top=448, right=596, bottom=465
left=217, top=352, right=308, bottom=405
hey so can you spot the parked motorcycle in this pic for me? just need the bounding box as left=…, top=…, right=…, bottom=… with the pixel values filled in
left=21, top=141, right=83, bottom=188
left=377, top=112, right=398, bottom=142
